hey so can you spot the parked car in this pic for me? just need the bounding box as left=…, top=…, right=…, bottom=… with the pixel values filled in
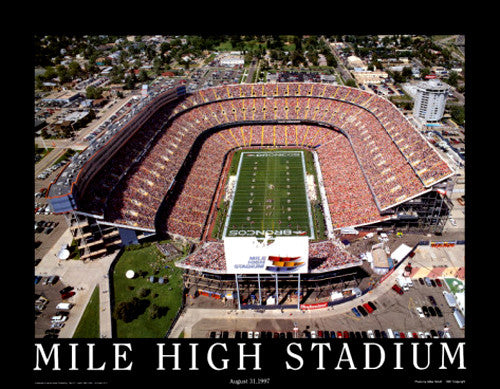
left=351, top=307, right=361, bottom=317
left=428, top=306, right=437, bottom=316
left=435, top=279, right=443, bottom=287
left=418, top=278, right=425, bottom=285
left=428, top=296, right=437, bottom=306
left=357, top=305, right=368, bottom=316
left=367, top=301, right=377, bottom=311
left=422, top=306, right=430, bottom=317
left=367, top=330, right=375, bottom=339
left=363, top=303, right=374, bottom=314
left=435, top=307, right=443, bottom=317
left=416, top=307, right=425, bottom=318
left=51, top=315, right=67, bottom=323
left=61, top=291, right=75, bottom=300
left=59, top=286, right=74, bottom=295
left=392, top=284, right=404, bottom=294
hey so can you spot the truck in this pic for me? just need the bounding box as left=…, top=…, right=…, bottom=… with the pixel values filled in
left=453, top=308, right=465, bottom=329
left=404, top=276, right=414, bottom=288
left=443, top=291, right=457, bottom=308
left=56, top=302, right=73, bottom=310
left=396, top=275, right=409, bottom=291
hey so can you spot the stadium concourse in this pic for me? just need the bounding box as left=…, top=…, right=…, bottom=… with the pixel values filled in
left=49, top=81, right=456, bottom=300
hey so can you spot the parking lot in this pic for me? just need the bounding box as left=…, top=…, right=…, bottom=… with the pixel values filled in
left=189, top=277, right=463, bottom=339
left=34, top=275, right=75, bottom=338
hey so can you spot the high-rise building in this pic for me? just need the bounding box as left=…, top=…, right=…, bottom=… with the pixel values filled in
left=413, top=80, right=450, bottom=122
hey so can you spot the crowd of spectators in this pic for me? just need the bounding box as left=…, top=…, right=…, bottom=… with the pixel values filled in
left=177, top=241, right=227, bottom=273
left=78, top=82, right=454, bottom=241
left=308, top=240, right=362, bottom=273
left=176, top=238, right=362, bottom=274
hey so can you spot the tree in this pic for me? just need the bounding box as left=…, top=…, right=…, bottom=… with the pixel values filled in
left=137, top=287, right=151, bottom=298
left=149, top=304, right=168, bottom=319
left=137, top=69, right=149, bottom=83
left=449, top=105, right=465, bottom=126
left=113, top=297, right=150, bottom=323
left=68, top=61, right=82, bottom=79
left=86, top=86, right=103, bottom=99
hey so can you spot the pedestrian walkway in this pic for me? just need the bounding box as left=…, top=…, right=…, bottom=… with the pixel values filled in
left=99, top=273, right=113, bottom=338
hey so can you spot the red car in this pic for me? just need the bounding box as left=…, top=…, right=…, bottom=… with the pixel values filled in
left=343, top=331, right=349, bottom=338
left=61, top=291, right=75, bottom=300
left=337, top=331, right=343, bottom=338
left=392, top=284, right=404, bottom=295
left=363, top=303, right=374, bottom=314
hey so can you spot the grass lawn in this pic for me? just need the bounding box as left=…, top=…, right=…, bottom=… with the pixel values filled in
left=73, top=285, right=100, bottom=338
left=224, top=149, right=313, bottom=238
left=112, top=242, right=185, bottom=338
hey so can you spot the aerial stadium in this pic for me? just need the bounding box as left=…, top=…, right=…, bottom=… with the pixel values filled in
left=47, top=80, right=456, bottom=308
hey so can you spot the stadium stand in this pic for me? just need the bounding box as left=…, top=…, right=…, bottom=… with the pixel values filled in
left=48, top=82, right=455, bottom=272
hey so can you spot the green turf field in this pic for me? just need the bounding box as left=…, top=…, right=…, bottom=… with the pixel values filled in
left=223, top=150, right=314, bottom=239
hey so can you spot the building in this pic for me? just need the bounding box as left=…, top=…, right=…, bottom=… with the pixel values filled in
left=218, top=52, right=244, bottom=67
left=42, top=91, right=81, bottom=106
left=352, top=70, right=388, bottom=85
left=412, top=80, right=450, bottom=122
left=346, top=55, right=367, bottom=71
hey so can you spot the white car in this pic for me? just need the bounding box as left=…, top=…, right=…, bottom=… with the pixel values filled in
left=310, top=330, right=317, bottom=338
left=416, top=307, right=425, bottom=318
left=51, top=315, right=67, bottom=323
left=367, top=330, right=375, bottom=339
left=248, top=331, right=253, bottom=339
left=254, top=331, right=260, bottom=339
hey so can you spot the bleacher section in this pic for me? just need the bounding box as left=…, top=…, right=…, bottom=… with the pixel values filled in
left=70, top=83, right=454, bottom=242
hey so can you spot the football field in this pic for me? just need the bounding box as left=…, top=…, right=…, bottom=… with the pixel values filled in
left=223, top=150, right=314, bottom=239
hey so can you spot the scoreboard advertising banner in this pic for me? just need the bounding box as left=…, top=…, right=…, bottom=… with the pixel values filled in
left=224, top=236, right=309, bottom=274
